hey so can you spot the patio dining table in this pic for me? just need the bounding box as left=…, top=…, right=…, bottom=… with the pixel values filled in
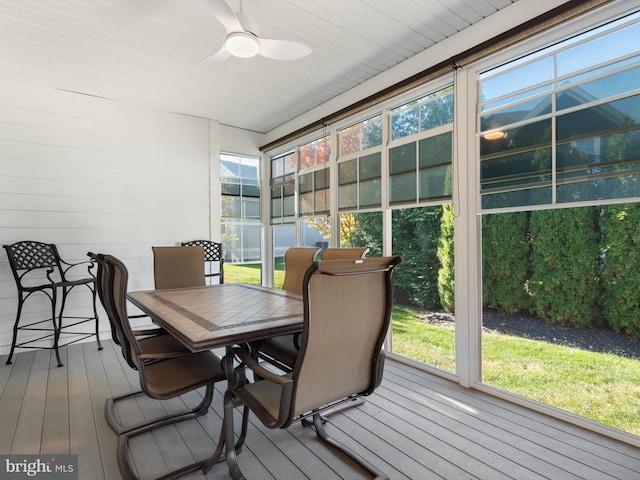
left=127, top=283, right=304, bottom=352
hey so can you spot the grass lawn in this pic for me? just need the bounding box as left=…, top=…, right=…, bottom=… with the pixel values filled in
left=392, top=305, right=640, bottom=436
left=226, top=264, right=640, bottom=436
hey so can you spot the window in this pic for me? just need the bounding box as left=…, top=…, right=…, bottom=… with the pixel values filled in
left=298, top=135, right=330, bottom=217
left=270, top=151, right=296, bottom=224
left=338, top=116, right=384, bottom=211
left=479, top=12, right=640, bottom=209
left=388, top=88, right=454, bottom=205
left=338, top=115, right=382, bottom=156
left=220, top=153, right=261, bottom=264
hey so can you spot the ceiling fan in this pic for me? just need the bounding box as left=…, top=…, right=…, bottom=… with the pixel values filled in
left=203, top=0, right=312, bottom=62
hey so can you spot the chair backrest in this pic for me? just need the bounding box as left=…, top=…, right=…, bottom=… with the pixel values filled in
left=90, top=252, right=123, bottom=349
left=181, top=240, right=224, bottom=284
left=290, top=256, right=401, bottom=420
left=153, top=246, right=206, bottom=290
left=321, top=247, right=369, bottom=260
left=281, top=247, right=321, bottom=295
left=3, top=241, right=65, bottom=285
left=89, top=252, right=139, bottom=369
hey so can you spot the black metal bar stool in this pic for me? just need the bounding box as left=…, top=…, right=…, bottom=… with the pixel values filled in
left=181, top=240, right=224, bottom=284
left=3, top=241, right=102, bottom=367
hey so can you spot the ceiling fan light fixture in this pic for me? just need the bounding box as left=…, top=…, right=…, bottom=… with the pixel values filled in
left=225, top=31, right=259, bottom=58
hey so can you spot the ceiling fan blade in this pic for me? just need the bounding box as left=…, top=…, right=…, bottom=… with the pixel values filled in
left=202, top=45, right=231, bottom=63
left=209, top=0, right=243, bottom=34
left=258, top=38, right=312, bottom=61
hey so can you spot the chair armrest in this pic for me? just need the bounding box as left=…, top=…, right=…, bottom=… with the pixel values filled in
left=231, top=347, right=293, bottom=386
left=137, top=350, right=192, bottom=361
left=59, top=258, right=96, bottom=279
left=131, top=327, right=166, bottom=337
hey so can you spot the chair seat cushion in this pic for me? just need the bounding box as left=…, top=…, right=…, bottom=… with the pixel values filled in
left=144, top=351, right=225, bottom=398
left=256, top=334, right=298, bottom=368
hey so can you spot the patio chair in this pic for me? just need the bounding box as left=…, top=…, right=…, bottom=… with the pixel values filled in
left=181, top=239, right=224, bottom=284
left=90, top=252, right=228, bottom=480
left=211, top=256, right=402, bottom=480
left=152, top=245, right=205, bottom=290
left=3, top=241, right=102, bottom=367
left=253, top=246, right=320, bottom=371
left=321, top=246, right=369, bottom=260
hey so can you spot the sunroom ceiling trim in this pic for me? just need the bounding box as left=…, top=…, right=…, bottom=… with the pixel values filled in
left=260, top=0, right=614, bottom=153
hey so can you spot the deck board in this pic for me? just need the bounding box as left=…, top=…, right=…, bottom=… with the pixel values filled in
left=0, top=340, right=638, bottom=480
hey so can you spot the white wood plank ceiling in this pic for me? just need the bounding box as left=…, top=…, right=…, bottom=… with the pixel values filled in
left=0, top=0, right=524, bottom=134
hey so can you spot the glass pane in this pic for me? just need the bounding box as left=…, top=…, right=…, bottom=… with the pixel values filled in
left=339, top=183, right=357, bottom=210
left=339, top=115, right=383, bottom=156
left=283, top=152, right=296, bottom=176
left=338, top=211, right=382, bottom=255
left=221, top=195, right=240, bottom=217
left=360, top=152, right=381, bottom=180
left=556, top=127, right=640, bottom=203
left=481, top=56, right=554, bottom=103
left=242, top=184, right=260, bottom=198
left=420, top=91, right=454, bottom=130
left=241, top=223, right=262, bottom=264
left=360, top=178, right=381, bottom=207
left=482, top=85, right=551, bottom=113
left=419, top=132, right=452, bottom=168
left=242, top=197, right=260, bottom=219
left=481, top=206, right=640, bottom=436
left=339, top=159, right=357, bottom=184
left=299, top=192, right=313, bottom=215
left=339, top=159, right=357, bottom=210
left=390, top=172, right=417, bottom=204
left=302, top=216, right=330, bottom=251
left=299, top=172, right=313, bottom=193
left=420, top=165, right=451, bottom=200
left=221, top=182, right=240, bottom=196
left=389, top=143, right=417, bottom=175
left=559, top=65, right=640, bottom=110
left=481, top=95, right=552, bottom=131
left=391, top=205, right=455, bottom=374
left=299, top=135, right=330, bottom=169
left=270, top=187, right=282, bottom=221
left=481, top=147, right=552, bottom=209
left=314, top=188, right=329, bottom=214
left=556, top=21, right=640, bottom=77
left=283, top=184, right=295, bottom=220
left=390, top=106, right=419, bottom=140
left=271, top=157, right=283, bottom=180
left=557, top=95, right=640, bottom=142
left=273, top=224, right=296, bottom=288
left=389, top=143, right=417, bottom=204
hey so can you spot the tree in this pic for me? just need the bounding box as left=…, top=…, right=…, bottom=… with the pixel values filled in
left=482, top=211, right=532, bottom=313
left=437, top=204, right=455, bottom=312
left=391, top=207, right=443, bottom=309
left=528, top=207, right=602, bottom=327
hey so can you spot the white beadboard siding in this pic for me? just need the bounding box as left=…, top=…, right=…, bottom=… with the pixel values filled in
left=0, top=78, right=212, bottom=353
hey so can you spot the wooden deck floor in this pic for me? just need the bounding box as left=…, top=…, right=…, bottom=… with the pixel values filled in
left=1, top=340, right=639, bottom=480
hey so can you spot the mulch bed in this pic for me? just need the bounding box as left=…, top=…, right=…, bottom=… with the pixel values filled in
left=419, top=309, right=640, bottom=360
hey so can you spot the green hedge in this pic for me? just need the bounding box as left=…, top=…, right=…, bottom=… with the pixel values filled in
left=528, top=207, right=602, bottom=327
left=482, top=212, right=532, bottom=313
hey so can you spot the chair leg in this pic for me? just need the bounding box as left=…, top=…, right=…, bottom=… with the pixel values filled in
left=90, top=285, right=103, bottom=350
left=5, top=297, right=23, bottom=365
left=52, top=287, right=63, bottom=367
left=312, top=413, right=389, bottom=480
left=106, top=384, right=215, bottom=436
left=115, top=384, right=217, bottom=480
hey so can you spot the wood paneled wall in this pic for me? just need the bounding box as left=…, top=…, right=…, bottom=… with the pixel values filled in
left=0, top=79, right=212, bottom=352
